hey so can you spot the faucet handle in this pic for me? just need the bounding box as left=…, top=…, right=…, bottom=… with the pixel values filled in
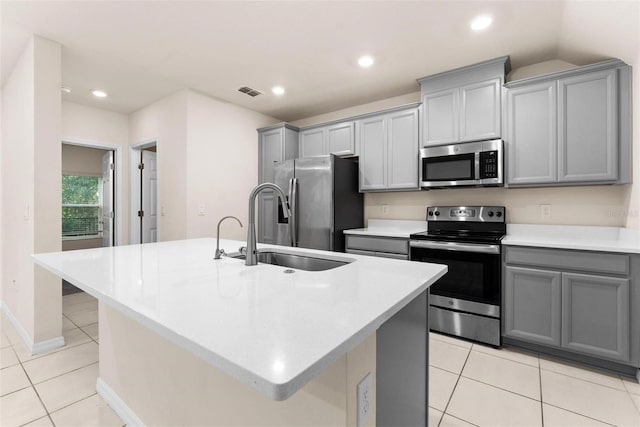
left=214, top=248, right=225, bottom=260
left=238, top=246, right=247, bottom=255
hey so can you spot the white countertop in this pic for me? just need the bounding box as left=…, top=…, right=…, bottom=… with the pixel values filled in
left=344, top=219, right=428, bottom=238
left=33, top=238, right=446, bottom=400
left=504, top=224, right=640, bottom=254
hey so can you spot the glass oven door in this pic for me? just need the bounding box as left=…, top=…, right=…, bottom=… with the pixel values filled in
left=410, top=241, right=501, bottom=309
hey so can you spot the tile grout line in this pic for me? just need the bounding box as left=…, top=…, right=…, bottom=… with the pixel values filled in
left=539, top=358, right=544, bottom=427
left=440, top=345, right=474, bottom=427
left=13, top=346, right=51, bottom=426
left=539, top=365, right=632, bottom=394
left=543, top=402, right=618, bottom=427
left=458, top=374, right=542, bottom=404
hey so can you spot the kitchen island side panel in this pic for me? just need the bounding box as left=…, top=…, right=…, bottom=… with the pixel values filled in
left=98, top=303, right=377, bottom=427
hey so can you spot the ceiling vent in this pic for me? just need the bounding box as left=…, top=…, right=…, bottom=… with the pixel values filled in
left=238, top=86, right=262, bottom=97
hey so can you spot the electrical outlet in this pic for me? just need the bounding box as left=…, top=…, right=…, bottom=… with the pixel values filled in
left=381, top=205, right=390, bottom=216
left=198, top=203, right=206, bottom=216
left=357, top=373, right=372, bottom=427
left=540, top=204, right=552, bottom=219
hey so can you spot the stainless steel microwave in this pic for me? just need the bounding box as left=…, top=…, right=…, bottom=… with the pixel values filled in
left=419, top=139, right=503, bottom=188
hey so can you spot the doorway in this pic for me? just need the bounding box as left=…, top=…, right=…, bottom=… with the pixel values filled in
left=61, top=141, right=119, bottom=294
left=129, top=141, right=158, bottom=244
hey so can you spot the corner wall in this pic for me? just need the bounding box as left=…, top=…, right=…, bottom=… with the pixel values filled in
left=1, top=36, right=63, bottom=347
left=185, top=91, right=279, bottom=240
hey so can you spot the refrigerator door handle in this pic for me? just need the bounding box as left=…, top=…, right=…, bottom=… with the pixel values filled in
left=289, top=178, right=298, bottom=247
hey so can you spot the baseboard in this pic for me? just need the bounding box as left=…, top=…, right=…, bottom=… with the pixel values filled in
left=1, top=301, right=65, bottom=354
left=96, top=377, right=145, bottom=427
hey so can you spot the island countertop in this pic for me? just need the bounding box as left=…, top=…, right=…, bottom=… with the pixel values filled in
left=33, top=238, right=446, bottom=401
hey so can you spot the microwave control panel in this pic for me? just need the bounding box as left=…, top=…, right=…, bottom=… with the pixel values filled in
left=479, top=150, right=499, bottom=179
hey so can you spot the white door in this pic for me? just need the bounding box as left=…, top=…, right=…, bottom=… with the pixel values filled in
left=101, top=151, right=115, bottom=247
left=141, top=150, right=158, bottom=243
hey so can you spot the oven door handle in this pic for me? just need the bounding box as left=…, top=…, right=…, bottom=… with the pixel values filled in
left=410, top=240, right=500, bottom=254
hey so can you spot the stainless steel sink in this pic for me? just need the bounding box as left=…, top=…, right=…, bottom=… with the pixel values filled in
left=225, top=250, right=351, bottom=271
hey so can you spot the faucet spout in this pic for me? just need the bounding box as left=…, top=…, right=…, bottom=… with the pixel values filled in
left=214, top=216, right=243, bottom=259
left=246, top=183, right=291, bottom=266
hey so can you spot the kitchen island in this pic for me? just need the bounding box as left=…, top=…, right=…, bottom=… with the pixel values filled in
left=33, top=238, right=447, bottom=426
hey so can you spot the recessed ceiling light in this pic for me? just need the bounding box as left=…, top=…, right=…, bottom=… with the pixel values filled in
left=272, top=86, right=285, bottom=96
left=61, top=86, right=72, bottom=94
left=470, top=14, right=493, bottom=31
left=358, top=55, right=374, bottom=68
left=91, top=89, right=108, bottom=98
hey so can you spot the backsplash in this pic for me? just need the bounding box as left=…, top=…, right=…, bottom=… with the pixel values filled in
left=364, top=184, right=633, bottom=227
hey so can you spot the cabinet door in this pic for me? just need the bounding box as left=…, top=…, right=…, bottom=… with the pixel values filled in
left=327, top=122, right=355, bottom=157
left=387, top=109, right=419, bottom=190
left=423, top=88, right=458, bottom=146
left=558, top=69, right=618, bottom=182
left=460, top=78, right=501, bottom=142
left=503, top=266, right=562, bottom=346
left=299, top=128, right=326, bottom=158
left=259, top=128, right=284, bottom=183
left=359, top=116, right=387, bottom=191
left=506, top=82, right=557, bottom=185
left=561, top=273, right=630, bottom=362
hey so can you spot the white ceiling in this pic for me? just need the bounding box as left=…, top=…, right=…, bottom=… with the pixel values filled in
left=2, top=1, right=638, bottom=122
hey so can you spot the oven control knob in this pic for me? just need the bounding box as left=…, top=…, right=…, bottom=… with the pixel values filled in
left=428, top=211, right=433, bottom=216
left=496, top=211, right=503, bottom=218
left=434, top=211, right=440, bottom=216
left=488, top=211, right=494, bottom=217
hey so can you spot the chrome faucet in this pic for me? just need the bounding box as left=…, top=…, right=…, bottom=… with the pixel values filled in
left=214, top=216, right=243, bottom=259
left=246, top=183, right=290, bottom=266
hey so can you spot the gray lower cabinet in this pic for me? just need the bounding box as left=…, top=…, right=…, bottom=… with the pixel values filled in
left=299, top=122, right=355, bottom=158
left=358, top=105, right=419, bottom=192
left=345, top=235, right=409, bottom=260
left=503, top=246, right=635, bottom=365
left=504, top=266, right=562, bottom=346
left=505, top=59, right=631, bottom=186
left=257, top=123, right=299, bottom=243
left=561, top=273, right=629, bottom=361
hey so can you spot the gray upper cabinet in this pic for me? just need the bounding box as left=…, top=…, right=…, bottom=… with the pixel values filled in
left=505, top=59, right=631, bottom=187
left=558, top=69, right=618, bottom=182
left=459, top=78, right=501, bottom=142
left=418, top=56, right=510, bottom=147
left=506, top=81, right=557, bottom=184
left=299, top=121, right=355, bottom=158
left=257, top=123, right=299, bottom=244
left=358, top=104, right=420, bottom=192
left=423, top=88, right=458, bottom=145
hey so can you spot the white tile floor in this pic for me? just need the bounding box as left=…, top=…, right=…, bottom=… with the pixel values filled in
left=1, top=292, right=123, bottom=427
left=1, top=292, right=640, bottom=426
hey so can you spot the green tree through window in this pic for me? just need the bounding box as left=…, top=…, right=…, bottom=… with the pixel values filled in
left=62, top=175, right=102, bottom=238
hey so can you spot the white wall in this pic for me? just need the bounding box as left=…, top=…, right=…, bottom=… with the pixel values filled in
left=62, top=101, right=129, bottom=244
left=1, top=36, right=62, bottom=346
left=185, top=90, right=279, bottom=240
left=625, top=32, right=640, bottom=229
left=129, top=91, right=188, bottom=242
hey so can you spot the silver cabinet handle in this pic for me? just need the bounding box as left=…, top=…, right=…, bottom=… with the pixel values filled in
left=289, top=178, right=298, bottom=247
left=410, top=240, right=500, bottom=254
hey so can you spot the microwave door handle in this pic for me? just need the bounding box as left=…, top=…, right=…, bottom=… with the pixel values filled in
left=474, top=152, right=481, bottom=180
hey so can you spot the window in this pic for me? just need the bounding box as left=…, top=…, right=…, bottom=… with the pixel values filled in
left=62, top=175, right=102, bottom=239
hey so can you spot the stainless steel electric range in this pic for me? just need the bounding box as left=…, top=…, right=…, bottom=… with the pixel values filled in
left=410, top=206, right=506, bottom=347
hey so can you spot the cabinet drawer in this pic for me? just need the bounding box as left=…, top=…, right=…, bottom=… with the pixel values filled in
left=346, top=236, right=409, bottom=255
left=505, top=247, right=629, bottom=275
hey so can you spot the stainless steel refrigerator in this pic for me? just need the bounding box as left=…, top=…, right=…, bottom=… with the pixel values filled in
left=272, top=155, right=363, bottom=252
